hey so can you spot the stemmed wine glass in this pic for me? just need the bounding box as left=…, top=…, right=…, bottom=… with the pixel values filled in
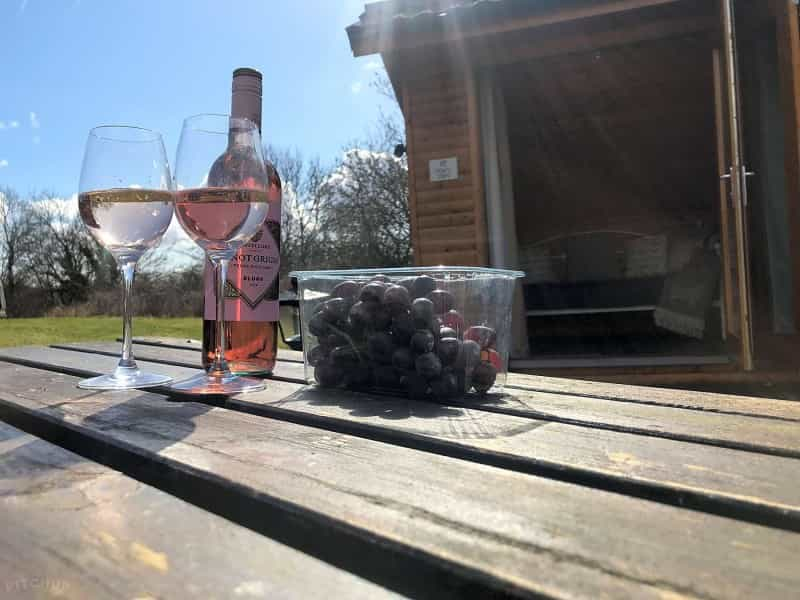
left=77, top=126, right=174, bottom=389
left=170, top=114, right=268, bottom=395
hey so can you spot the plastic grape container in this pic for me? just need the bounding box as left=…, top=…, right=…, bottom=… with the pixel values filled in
left=289, top=267, right=524, bottom=400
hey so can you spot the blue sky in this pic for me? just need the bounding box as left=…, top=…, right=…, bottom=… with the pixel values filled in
left=0, top=0, right=392, bottom=198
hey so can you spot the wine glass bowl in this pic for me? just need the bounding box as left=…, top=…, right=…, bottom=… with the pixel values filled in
left=76, top=125, right=174, bottom=390
left=170, top=114, right=268, bottom=395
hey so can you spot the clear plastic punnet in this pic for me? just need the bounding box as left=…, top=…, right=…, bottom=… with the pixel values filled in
left=289, top=267, right=524, bottom=399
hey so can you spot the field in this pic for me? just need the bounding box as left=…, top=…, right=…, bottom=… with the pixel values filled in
left=0, top=317, right=202, bottom=348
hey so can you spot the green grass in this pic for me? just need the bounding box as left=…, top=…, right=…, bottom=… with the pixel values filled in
left=0, top=317, right=202, bottom=348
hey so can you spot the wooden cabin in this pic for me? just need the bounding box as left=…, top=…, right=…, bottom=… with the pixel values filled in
left=347, top=0, right=800, bottom=384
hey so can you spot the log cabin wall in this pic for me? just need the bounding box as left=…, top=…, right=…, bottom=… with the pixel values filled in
left=393, top=49, right=489, bottom=267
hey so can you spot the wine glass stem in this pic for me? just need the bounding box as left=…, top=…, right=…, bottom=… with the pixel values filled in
left=119, top=260, right=137, bottom=369
left=211, top=257, right=230, bottom=377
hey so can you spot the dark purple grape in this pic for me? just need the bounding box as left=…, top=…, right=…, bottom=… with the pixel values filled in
left=360, top=282, right=386, bottom=303
left=411, top=275, right=437, bottom=299
left=367, top=332, right=395, bottom=364
left=439, top=326, right=457, bottom=340
left=390, top=311, right=414, bottom=345
left=430, top=371, right=460, bottom=399
left=383, top=284, right=411, bottom=315
left=307, top=344, right=328, bottom=367
left=415, top=352, right=442, bottom=380
left=370, top=274, right=391, bottom=283
left=472, top=361, right=497, bottom=394
left=391, top=347, right=414, bottom=371
left=411, top=297, right=435, bottom=329
left=321, top=297, right=349, bottom=322
left=437, top=337, right=461, bottom=366
left=308, top=313, right=329, bottom=338
left=464, top=325, right=497, bottom=349
left=330, top=345, right=360, bottom=368
left=398, top=277, right=416, bottom=292
left=442, top=310, right=465, bottom=335
left=315, top=362, right=343, bottom=388
left=457, top=339, right=482, bottom=374
left=410, top=329, right=435, bottom=354
left=345, top=364, right=372, bottom=388
left=325, top=331, right=349, bottom=348
left=331, top=280, right=361, bottom=299
left=427, top=289, right=455, bottom=314
left=406, top=373, right=430, bottom=400
left=374, top=365, right=402, bottom=388
left=373, top=305, right=392, bottom=331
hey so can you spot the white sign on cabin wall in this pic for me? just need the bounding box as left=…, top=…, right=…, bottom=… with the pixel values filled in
left=429, top=157, right=459, bottom=182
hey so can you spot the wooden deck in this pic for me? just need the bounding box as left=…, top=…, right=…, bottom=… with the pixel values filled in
left=1, top=338, right=799, bottom=598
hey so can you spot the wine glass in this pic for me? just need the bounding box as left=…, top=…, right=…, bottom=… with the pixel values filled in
left=77, top=126, right=174, bottom=389
left=170, top=114, right=268, bottom=395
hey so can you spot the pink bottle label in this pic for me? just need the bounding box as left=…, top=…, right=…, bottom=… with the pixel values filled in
left=204, top=201, right=280, bottom=321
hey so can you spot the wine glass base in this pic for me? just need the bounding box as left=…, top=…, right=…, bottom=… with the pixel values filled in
left=169, top=371, right=265, bottom=396
left=78, top=371, right=172, bottom=390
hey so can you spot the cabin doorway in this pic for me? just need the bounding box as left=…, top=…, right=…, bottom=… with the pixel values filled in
left=481, top=0, right=795, bottom=370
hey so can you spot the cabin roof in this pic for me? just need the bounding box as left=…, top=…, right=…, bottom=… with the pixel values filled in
left=346, top=0, right=529, bottom=56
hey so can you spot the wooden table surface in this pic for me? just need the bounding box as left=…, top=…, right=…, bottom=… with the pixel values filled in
left=1, top=338, right=799, bottom=599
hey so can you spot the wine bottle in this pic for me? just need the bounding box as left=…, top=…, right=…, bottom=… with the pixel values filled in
left=201, top=67, right=280, bottom=374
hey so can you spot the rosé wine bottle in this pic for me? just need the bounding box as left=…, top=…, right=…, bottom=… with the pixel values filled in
left=201, top=67, right=280, bottom=374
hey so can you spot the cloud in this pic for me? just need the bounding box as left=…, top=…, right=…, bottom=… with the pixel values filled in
left=29, top=112, right=40, bottom=129
left=32, top=135, right=40, bottom=145
left=351, top=81, right=363, bottom=94
left=9, top=121, right=19, bottom=128
left=362, top=60, right=383, bottom=71
left=0, top=122, right=5, bottom=129
left=18, top=0, right=28, bottom=14
left=0, top=160, right=8, bottom=168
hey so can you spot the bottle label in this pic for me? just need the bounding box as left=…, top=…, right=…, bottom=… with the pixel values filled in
left=204, top=201, right=280, bottom=321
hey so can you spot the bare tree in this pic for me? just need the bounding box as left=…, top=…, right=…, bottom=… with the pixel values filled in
left=0, top=187, right=37, bottom=315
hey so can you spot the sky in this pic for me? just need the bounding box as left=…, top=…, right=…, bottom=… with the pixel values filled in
left=0, top=0, right=393, bottom=199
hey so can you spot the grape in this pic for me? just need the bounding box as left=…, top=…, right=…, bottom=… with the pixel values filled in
left=472, top=361, right=497, bottom=394
left=391, top=311, right=415, bottom=345
left=410, top=329, right=435, bottom=354
left=411, top=275, right=437, bottom=299
left=373, top=305, right=392, bottom=331
left=307, top=344, right=328, bottom=367
left=430, top=371, right=460, bottom=399
left=315, top=362, right=343, bottom=388
left=360, top=282, right=386, bottom=303
left=439, top=326, right=457, bottom=340
left=308, top=313, right=329, bottom=338
left=321, top=297, right=349, bottom=322
left=398, top=277, right=416, bottom=292
left=391, top=347, right=414, bottom=371
left=350, top=301, right=389, bottom=332
left=464, top=326, right=497, bottom=349
left=458, top=339, right=482, bottom=374
left=482, top=348, right=503, bottom=371
left=370, top=274, right=391, bottom=283
left=330, top=345, right=360, bottom=368
left=374, top=365, right=402, bottom=388
left=427, top=289, right=455, bottom=314
left=406, top=373, right=429, bottom=400
left=384, top=284, right=411, bottom=315
left=367, top=332, right=395, bottom=364
left=345, top=364, right=372, bottom=388
left=331, top=280, right=361, bottom=299
left=442, top=310, right=465, bottom=335
left=415, top=352, right=442, bottom=379
left=411, top=297, right=435, bottom=329
left=437, top=337, right=461, bottom=366
left=325, top=331, right=349, bottom=348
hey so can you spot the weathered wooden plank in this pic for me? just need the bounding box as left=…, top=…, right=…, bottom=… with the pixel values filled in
left=4, top=347, right=800, bottom=533
left=48, top=345, right=800, bottom=457
left=0, top=421, right=400, bottom=600
left=1, top=362, right=799, bottom=599
left=53, top=342, right=307, bottom=384
left=505, top=372, right=800, bottom=422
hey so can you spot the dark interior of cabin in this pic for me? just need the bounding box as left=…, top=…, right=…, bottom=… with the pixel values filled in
left=497, top=1, right=794, bottom=367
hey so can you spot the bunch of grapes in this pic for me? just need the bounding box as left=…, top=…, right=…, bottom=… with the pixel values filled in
left=306, top=274, right=500, bottom=400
